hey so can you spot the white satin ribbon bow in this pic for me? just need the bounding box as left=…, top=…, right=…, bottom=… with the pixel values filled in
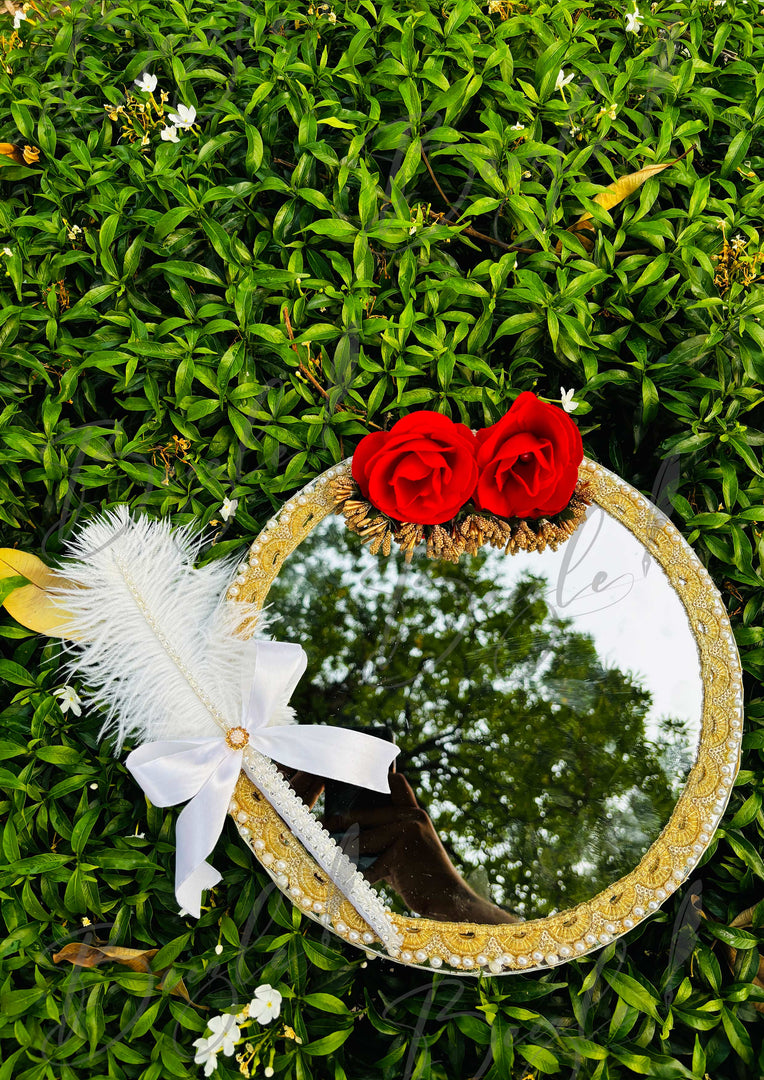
left=125, top=639, right=399, bottom=917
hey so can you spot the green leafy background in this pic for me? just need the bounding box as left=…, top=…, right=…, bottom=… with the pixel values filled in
left=1, top=0, right=764, bottom=1076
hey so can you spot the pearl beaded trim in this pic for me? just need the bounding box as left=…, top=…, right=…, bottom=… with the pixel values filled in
left=240, top=744, right=402, bottom=951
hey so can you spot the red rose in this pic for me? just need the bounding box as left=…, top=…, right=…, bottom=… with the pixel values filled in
left=352, top=412, right=478, bottom=525
left=474, top=392, right=583, bottom=518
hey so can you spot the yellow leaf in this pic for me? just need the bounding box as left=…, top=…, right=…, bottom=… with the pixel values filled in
left=576, top=159, right=681, bottom=224
left=559, top=146, right=694, bottom=252
left=0, top=142, right=24, bottom=165
left=0, top=549, right=78, bottom=637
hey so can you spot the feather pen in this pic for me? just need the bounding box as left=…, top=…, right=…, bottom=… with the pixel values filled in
left=41, top=507, right=401, bottom=949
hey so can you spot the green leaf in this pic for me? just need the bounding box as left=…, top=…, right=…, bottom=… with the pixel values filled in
left=300, top=938, right=348, bottom=970
left=0, top=660, right=36, bottom=687
left=517, top=1043, right=560, bottom=1073
left=490, top=1013, right=515, bottom=1072
left=301, top=1027, right=354, bottom=1056
left=156, top=261, right=225, bottom=286
left=0, top=988, right=46, bottom=1018
left=724, top=831, right=764, bottom=879
left=721, top=1006, right=754, bottom=1064
left=302, top=993, right=351, bottom=1014
left=304, top=219, right=359, bottom=241
left=704, top=922, right=760, bottom=949
left=493, top=312, right=543, bottom=338
left=603, top=970, right=662, bottom=1021
left=633, top=253, right=671, bottom=290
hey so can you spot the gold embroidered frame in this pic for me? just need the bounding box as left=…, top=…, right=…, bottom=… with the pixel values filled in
left=225, top=458, right=743, bottom=975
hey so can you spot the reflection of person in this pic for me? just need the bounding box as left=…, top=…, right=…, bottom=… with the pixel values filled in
left=288, top=770, right=520, bottom=924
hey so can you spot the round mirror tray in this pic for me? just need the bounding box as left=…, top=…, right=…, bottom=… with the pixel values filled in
left=225, top=458, right=743, bottom=976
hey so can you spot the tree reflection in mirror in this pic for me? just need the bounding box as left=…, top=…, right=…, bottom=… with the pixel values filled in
left=266, top=511, right=701, bottom=923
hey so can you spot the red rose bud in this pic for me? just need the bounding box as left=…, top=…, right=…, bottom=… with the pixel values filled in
left=352, top=412, right=478, bottom=525
left=474, top=392, right=583, bottom=519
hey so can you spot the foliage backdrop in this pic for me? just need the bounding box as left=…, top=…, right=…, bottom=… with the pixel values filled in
left=1, top=0, right=764, bottom=1076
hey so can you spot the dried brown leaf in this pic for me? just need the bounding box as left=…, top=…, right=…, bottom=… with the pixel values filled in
left=52, top=942, right=158, bottom=971
left=52, top=942, right=197, bottom=1004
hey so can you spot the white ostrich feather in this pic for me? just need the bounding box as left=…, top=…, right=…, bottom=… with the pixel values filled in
left=55, top=506, right=260, bottom=748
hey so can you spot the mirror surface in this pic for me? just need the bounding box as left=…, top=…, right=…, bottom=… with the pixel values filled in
left=265, top=506, right=703, bottom=923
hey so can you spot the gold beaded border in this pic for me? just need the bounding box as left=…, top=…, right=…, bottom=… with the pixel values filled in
left=225, top=458, right=744, bottom=976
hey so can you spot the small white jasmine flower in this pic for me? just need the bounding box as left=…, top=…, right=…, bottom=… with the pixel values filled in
left=134, top=72, right=157, bottom=93
left=13, top=9, right=27, bottom=28
left=522, top=170, right=531, bottom=179
left=555, top=69, right=575, bottom=91
left=220, top=497, right=238, bottom=521
left=192, top=1036, right=220, bottom=1077
left=54, top=685, right=82, bottom=716
left=264, top=1069, right=275, bottom=1078
left=1, top=247, right=12, bottom=256
left=248, top=984, right=282, bottom=1024
left=509, top=121, right=524, bottom=131
left=167, top=103, right=196, bottom=129
left=625, top=7, right=644, bottom=31
left=214, top=943, right=223, bottom=955
left=409, top=225, right=417, bottom=235
left=608, top=103, right=618, bottom=119
left=560, top=388, right=579, bottom=413
left=205, top=1014, right=240, bottom=1056
left=161, top=125, right=180, bottom=143
left=328, top=10, right=337, bottom=20
left=134, top=831, right=145, bottom=839
left=81, top=917, right=91, bottom=926
left=89, top=783, right=98, bottom=790
left=66, top=224, right=82, bottom=240
left=713, top=0, right=726, bottom=6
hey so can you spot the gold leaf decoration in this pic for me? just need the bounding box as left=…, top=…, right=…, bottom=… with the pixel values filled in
left=329, top=478, right=591, bottom=563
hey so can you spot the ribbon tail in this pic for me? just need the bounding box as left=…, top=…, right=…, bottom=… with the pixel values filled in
left=174, top=749, right=243, bottom=918
left=251, top=726, right=400, bottom=792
